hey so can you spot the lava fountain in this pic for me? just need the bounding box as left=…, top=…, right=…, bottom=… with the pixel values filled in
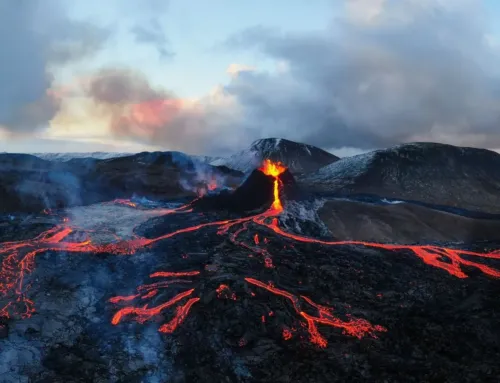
left=259, top=159, right=286, bottom=213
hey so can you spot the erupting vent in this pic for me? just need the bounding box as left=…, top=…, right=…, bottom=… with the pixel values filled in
left=193, top=159, right=296, bottom=213
left=1, top=159, right=499, bottom=349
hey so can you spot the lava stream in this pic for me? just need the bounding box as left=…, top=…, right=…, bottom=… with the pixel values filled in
left=1, top=161, right=500, bottom=348
left=109, top=270, right=201, bottom=332
left=245, top=277, right=386, bottom=348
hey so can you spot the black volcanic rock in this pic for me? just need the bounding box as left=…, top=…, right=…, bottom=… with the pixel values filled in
left=193, top=168, right=298, bottom=213
left=1, top=199, right=499, bottom=382
left=214, top=138, right=339, bottom=174
left=304, top=142, right=500, bottom=213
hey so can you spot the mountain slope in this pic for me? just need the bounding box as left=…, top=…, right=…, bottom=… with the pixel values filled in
left=0, top=151, right=243, bottom=213
left=211, top=138, right=339, bottom=173
left=31, top=151, right=222, bottom=164
left=31, top=152, right=133, bottom=162
left=304, top=142, right=500, bottom=212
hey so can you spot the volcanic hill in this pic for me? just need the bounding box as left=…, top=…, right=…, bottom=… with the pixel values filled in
left=0, top=151, right=243, bottom=213
left=304, top=142, right=500, bottom=213
left=193, top=160, right=298, bottom=213
left=211, top=137, right=339, bottom=174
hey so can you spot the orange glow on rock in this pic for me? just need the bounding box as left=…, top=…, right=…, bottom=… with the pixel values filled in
left=282, top=328, right=293, bottom=340
left=245, top=277, right=387, bottom=348
left=158, top=297, right=200, bottom=334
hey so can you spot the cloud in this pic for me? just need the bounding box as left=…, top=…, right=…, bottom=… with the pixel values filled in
left=131, top=20, right=173, bottom=59
left=124, top=0, right=172, bottom=59
left=0, top=1, right=109, bottom=134
left=226, top=64, right=256, bottom=78
left=346, top=0, right=386, bottom=23
left=16, top=0, right=500, bottom=155
left=219, top=0, right=500, bottom=150
left=62, top=68, right=242, bottom=155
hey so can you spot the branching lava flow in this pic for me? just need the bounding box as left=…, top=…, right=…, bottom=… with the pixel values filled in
left=1, top=160, right=499, bottom=348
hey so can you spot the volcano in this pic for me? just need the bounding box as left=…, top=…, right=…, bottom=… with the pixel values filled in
left=193, top=160, right=298, bottom=213
left=1, top=144, right=500, bottom=382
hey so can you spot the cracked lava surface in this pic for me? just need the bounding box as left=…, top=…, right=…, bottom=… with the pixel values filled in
left=1, top=159, right=500, bottom=348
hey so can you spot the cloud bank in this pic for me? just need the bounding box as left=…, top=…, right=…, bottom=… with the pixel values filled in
left=0, top=0, right=108, bottom=134
left=2, top=0, right=500, bottom=154
left=0, top=0, right=170, bottom=137
left=100, top=0, right=500, bottom=154
left=222, top=0, right=500, bottom=151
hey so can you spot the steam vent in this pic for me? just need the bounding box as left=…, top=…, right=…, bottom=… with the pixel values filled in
left=193, top=160, right=298, bottom=213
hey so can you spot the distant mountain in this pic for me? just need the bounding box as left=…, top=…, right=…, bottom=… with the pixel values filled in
left=0, top=151, right=243, bottom=213
left=31, top=151, right=222, bottom=164
left=30, top=139, right=337, bottom=174
left=31, top=152, right=133, bottom=162
left=211, top=138, right=339, bottom=174
left=304, top=142, right=500, bottom=212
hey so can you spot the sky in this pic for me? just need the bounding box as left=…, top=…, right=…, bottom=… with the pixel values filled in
left=1, top=0, right=500, bottom=156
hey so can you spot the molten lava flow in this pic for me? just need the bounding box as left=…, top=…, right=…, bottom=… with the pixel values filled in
left=259, top=159, right=286, bottom=178
left=150, top=271, right=200, bottom=278
left=216, top=284, right=237, bottom=300
left=109, top=270, right=201, bottom=332
left=245, top=277, right=386, bottom=348
left=259, top=159, right=286, bottom=212
left=113, top=199, right=137, bottom=208
left=254, top=234, right=259, bottom=245
left=158, top=297, right=200, bottom=333
left=282, top=328, right=293, bottom=341
left=1, top=158, right=500, bottom=348
left=111, top=288, right=195, bottom=325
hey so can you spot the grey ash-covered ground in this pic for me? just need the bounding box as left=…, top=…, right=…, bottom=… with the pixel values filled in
left=0, top=198, right=499, bottom=383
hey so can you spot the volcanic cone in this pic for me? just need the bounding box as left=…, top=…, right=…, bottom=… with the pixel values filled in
left=193, top=164, right=298, bottom=213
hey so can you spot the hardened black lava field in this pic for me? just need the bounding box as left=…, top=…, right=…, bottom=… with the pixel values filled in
left=0, top=160, right=499, bottom=382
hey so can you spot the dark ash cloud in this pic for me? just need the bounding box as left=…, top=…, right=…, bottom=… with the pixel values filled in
left=221, top=1, right=500, bottom=150
left=0, top=1, right=109, bottom=134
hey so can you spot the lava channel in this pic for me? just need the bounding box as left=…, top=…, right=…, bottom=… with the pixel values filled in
left=245, top=277, right=387, bottom=348
left=1, top=160, right=500, bottom=349
left=109, top=270, right=201, bottom=333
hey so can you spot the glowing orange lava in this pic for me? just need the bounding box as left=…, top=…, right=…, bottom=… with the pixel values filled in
left=259, top=159, right=286, bottom=178
left=1, top=162, right=500, bottom=348
left=216, top=284, right=237, bottom=300
left=282, top=328, right=293, bottom=340
left=245, top=277, right=386, bottom=348
left=109, top=269, right=201, bottom=332
left=113, top=199, right=137, bottom=208
left=207, top=178, right=217, bottom=191
left=259, top=159, right=285, bottom=212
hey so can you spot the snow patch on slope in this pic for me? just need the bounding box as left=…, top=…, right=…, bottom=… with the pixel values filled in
left=32, top=152, right=222, bottom=164
left=32, top=152, right=133, bottom=162
left=210, top=149, right=260, bottom=173
left=211, top=138, right=338, bottom=173
left=307, top=151, right=377, bottom=184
